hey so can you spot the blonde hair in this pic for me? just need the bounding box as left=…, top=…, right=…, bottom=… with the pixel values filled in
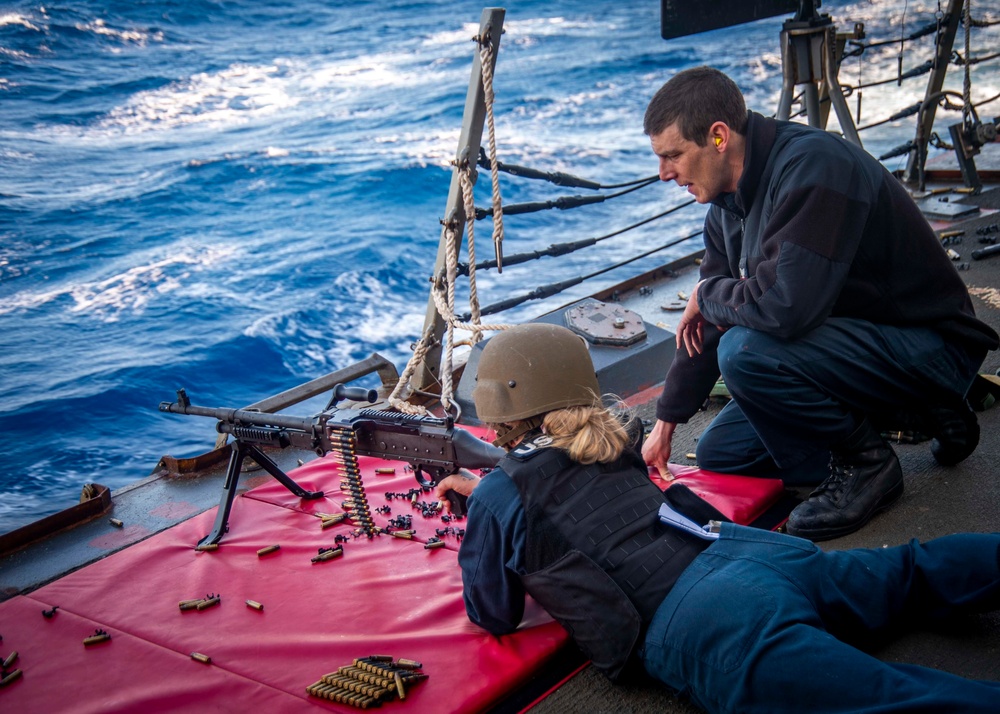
left=541, top=404, right=630, bottom=465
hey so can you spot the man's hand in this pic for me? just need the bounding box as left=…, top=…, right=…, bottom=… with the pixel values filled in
left=642, top=420, right=677, bottom=480
left=676, top=281, right=708, bottom=358
left=434, top=468, right=481, bottom=514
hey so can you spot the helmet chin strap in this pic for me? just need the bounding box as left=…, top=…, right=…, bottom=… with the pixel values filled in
left=492, top=416, right=544, bottom=449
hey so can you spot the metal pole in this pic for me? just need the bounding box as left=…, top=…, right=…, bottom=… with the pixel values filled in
left=823, top=27, right=863, bottom=147
left=776, top=29, right=796, bottom=120
left=412, top=7, right=505, bottom=394
left=903, top=0, right=963, bottom=183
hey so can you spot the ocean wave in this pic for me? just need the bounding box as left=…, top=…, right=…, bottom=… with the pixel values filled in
left=245, top=264, right=427, bottom=377
left=74, top=18, right=162, bottom=47
left=98, top=61, right=298, bottom=134
left=91, top=40, right=467, bottom=137
left=0, top=11, right=40, bottom=31
left=0, top=244, right=238, bottom=319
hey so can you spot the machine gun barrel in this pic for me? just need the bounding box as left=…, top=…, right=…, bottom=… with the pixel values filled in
left=158, top=401, right=318, bottom=433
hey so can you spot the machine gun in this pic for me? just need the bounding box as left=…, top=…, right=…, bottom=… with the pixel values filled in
left=159, top=385, right=504, bottom=546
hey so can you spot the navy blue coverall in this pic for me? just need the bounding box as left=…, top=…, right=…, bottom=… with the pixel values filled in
left=461, top=468, right=1000, bottom=713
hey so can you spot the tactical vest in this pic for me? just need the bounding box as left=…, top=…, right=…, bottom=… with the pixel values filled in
left=501, top=434, right=709, bottom=680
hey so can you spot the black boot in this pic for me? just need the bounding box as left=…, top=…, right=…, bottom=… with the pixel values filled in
left=873, top=398, right=979, bottom=466
left=927, top=400, right=979, bottom=466
left=786, top=419, right=903, bottom=541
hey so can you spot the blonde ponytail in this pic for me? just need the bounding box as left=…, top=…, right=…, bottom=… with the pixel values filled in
left=542, top=404, right=631, bottom=465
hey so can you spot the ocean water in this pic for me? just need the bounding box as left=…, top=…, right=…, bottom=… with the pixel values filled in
left=2, top=0, right=998, bottom=533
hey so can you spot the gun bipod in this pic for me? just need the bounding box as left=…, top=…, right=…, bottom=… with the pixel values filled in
left=198, top=440, right=323, bottom=547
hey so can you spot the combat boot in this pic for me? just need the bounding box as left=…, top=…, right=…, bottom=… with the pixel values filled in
left=876, top=399, right=979, bottom=466
left=927, top=400, right=979, bottom=466
left=785, top=419, right=903, bottom=541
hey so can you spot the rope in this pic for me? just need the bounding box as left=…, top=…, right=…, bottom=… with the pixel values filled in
left=436, top=162, right=517, bottom=408
left=386, top=325, right=438, bottom=414
left=478, top=37, right=505, bottom=273
left=385, top=32, right=514, bottom=415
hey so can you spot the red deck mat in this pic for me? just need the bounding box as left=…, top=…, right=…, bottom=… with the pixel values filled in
left=660, top=463, right=785, bottom=525
left=0, top=430, right=783, bottom=713
left=0, top=443, right=564, bottom=713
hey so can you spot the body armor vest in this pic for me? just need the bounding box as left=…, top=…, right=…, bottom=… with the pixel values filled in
left=500, top=433, right=709, bottom=680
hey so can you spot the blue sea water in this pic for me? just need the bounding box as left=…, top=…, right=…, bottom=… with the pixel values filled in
left=2, top=1, right=998, bottom=532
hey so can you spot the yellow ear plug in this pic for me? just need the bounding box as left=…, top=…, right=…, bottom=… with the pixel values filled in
left=715, top=136, right=722, bottom=147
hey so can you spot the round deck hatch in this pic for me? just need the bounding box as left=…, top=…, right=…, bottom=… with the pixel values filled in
left=564, top=302, right=647, bottom=346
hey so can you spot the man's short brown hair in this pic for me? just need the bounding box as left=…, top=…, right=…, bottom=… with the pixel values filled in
left=644, top=66, right=748, bottom=145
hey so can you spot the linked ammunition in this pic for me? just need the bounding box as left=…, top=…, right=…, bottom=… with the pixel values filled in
left=2, top=650, right=18, bottom=669
left=83, top=630, right=112, bottom=646
left=245, top=600, right=264, bottom=611
left=191, top=652, right=212, bottom=664
left=337, top=666, right=394, bottom=688
left=109, top=517, right=124, bottom=528
left=307, top=682, right=377, bottom=708
left=320, top=674, right=392, bottom=700
left=0, top=669, right=22, bottom=688
left=257, top=544, right=281, bottom=556
left=306, top=655, right=428, bottom=708
left=353, top=660, right=400, bottom=679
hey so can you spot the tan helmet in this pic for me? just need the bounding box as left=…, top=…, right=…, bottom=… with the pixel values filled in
left=473, top=323, right=600, bottom=446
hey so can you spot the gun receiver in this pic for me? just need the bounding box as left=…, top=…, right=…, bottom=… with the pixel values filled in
left=159, top=386, right=503, bottom=545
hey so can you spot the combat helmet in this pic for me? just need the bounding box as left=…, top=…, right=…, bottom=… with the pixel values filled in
left=473, top=323, right=600, bottom=448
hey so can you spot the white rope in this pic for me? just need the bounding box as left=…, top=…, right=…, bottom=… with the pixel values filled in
left=385, top=30, right=514, bottom=415
left=478, top=39, right=505, bottom=272
left=459, top=164, right=483, bottom=337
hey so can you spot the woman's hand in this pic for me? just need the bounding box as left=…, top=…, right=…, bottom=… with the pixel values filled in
left=434, top=468, right=481, bottom=514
